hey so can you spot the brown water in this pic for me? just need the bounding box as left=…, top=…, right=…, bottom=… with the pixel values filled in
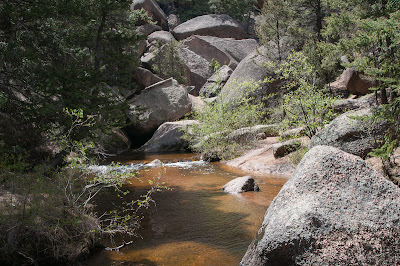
left=87, top=152, right=287, bottom=266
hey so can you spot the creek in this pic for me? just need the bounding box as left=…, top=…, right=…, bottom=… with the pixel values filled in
left=86, top=152, right=287, bottom=265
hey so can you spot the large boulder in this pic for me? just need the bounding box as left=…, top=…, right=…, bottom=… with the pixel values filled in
left=222, top=176, right=260, bottom=194
left=131, top=0, right=168, bottom=30
left=330, top=68, right=378, bottom=96
left=133, top=67, right=163, bottom=88
left=333, top=93, right=377, bottom=113
left=137, top=24, right=162, bottom=36
left=309, top=108, right=388, bottom=159
left=147, top=30, right=176, bottom=44
left=241, top=145, right=400, bottom=265
left=139, top=120, right=199, bottom=153
left=172, top=14, right=247, bottom=40
left=140, top=44, right=213, bottom=93
left=199, top=65, right=233, bottom=98
left=182, top=35, right=258, bottom=70
left=219, top=46, right=282, bottom=103
left=125, top=78, right=191, bottom=144
left=177, top=47, right=214, bottom=94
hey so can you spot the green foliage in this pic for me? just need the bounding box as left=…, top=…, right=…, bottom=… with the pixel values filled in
left=152, top=41, right=186, bottom=84
left=209, top=0, right=256, bottom=21
left=288, top=147, right=309, bottom=165
left=185, top=80, right=267, bottom=160
left=322, top=1, right=400, bottom=161
left=271, top=52, right=337, bottom=138
left=0, top=0, right=147, bottom=163
left=256, top=0, right=291, bottom=61
left=171, top=0, right=255, bottom=22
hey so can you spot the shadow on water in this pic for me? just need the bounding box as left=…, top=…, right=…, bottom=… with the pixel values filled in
left=87, top=153, right=286, bottom=265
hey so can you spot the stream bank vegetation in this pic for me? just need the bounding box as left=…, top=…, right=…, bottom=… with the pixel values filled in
left=0, top=0, right=167, bottom=264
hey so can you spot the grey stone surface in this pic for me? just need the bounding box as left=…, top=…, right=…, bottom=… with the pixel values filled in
left=241, top=145, right=400, bottom=265
left=148, top=30, right=176, bottom=44
left=137, top=24, right=162, bottom=36
left=185, top=35, right=259, bottom=70
left=219, top=46, right=281, bottom=104
left=146, top=159, right=163, bottom=167
left=126, top=78, right=191, bottom=137
left=199, top=65, right=233, bottom=98
left=133, top=67, right=163, bottom=88
left=222, top=176, right=260, bottom=194
left=139, top=120, right=199, bottom=152
left=172, top=14, right=246, bottom=40
left=309, top=108, right=388, bottom=159
left=177, top=47, right=214, bottom=94
left=167, top=14, right=180, bottom=30
left=333, top=93, right=377, bottom=113
left=226, top=125, right=278, bottom=142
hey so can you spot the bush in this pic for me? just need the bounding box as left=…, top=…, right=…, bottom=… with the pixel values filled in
left=184, top=79, right=267, bottom=160
left=270, top=52, right=337, bottom=138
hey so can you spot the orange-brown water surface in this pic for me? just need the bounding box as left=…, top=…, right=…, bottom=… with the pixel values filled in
left=86, top=152, right=287, bottom=265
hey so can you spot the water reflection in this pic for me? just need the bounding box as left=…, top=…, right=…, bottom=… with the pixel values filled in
left=87, top=153, right=287, bottom=266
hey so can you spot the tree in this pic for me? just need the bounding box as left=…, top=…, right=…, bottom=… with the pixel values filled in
left=272, top=52, right=337, bottom=138
left=0, top=0, right=148, bottom=163
left=321, top=1, right=400, bottom=160
left=185, top=79, right=267, bottom=160
left=256, top=0, right=291, bottom=61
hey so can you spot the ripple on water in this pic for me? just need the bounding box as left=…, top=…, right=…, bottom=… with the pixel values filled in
left=86, top=152, right=287, bottom=266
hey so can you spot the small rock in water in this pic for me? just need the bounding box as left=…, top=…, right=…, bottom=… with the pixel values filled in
left=222, top=176, right=260, bottom=194
left=146, top=159, right=163, bottom=167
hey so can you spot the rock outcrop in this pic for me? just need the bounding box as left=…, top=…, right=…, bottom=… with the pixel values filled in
left=139, top=120, right=199, bottom=153
left=131, top=0, right=168, bottom=30
left=133, top=67, right=163, bottom=88
left=199, top=65, right=233, bottom=98
left=309, top=108, right=387, bottom=159
left=147, top=30, right=176, bottom=44
left=182, top=35, right=258, bottom=70
left=222, top=176, right=260, bottom=194
left=172, top=14, right=246, bottom=40
left=125, top=78, right=191, bottom=143
left=241, top=145, right=400, bottom=265
left=219, top=46, right=281, bottom=103
left=333, top=93, right=377, bottom=113
left=329, top=68, right=378, bottom=96
left=177, top=47, right=214, bottom=93
left=137, top=24, right=162, bottom=36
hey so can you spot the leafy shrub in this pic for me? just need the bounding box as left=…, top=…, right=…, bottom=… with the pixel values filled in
left=184, top=79, right=267, bottom=160
left=270, top=52, right=337, bottom=138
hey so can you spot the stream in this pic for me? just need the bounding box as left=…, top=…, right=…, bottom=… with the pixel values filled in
left=86, top=152, right=287, bottom=265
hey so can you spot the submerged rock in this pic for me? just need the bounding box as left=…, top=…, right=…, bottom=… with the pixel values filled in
left=146, top=159, right=163, bottom=167
left=222, top=176, right=260, bottom=194
left=241, top=145, right=400, bottom=265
